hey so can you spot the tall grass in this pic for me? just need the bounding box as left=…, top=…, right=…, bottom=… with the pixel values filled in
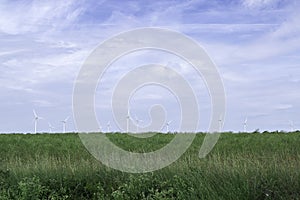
left=1, top=132, right=300, bottom=199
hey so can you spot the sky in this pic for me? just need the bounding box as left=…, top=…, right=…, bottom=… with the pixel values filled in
left=0, top=0, right=299, bottom=133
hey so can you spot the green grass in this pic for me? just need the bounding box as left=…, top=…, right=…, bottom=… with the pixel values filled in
left=1, top=132, right=300, bottom=199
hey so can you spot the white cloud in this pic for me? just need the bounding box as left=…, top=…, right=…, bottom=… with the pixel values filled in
left=0, top=0, right=85, bottom=34
left=242, top=0, right=279, bottom=8
left=32, top=99, right=55, bottom=107
left=0, top=49, right=27, bottom=57
left=275, top=104, right=293, bottom=110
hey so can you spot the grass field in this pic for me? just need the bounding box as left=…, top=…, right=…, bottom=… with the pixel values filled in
left=1, top=132, right=300, bottom=199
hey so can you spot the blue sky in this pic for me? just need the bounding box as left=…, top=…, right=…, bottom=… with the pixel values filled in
left=0, top=0, right=299, bottom=133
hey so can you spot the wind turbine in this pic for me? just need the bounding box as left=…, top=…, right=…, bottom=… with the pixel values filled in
left=61, top=116, right=69, bottom=133
left=165, top=120, right=172, bottom=133
left=218, top=115, right=223, bottom=132
left=33, top=110, right=42, bottom=134
left=48, top=123, right=55, bottom=133
left=135, top=116, right=143, bottom=133
left=243, top=117, right=248, bottom=133
left=126, top=109, right=132, bottom=133
left=289, top=120, right=294, bottom=132
left=107, top=121, right=111, bottom=132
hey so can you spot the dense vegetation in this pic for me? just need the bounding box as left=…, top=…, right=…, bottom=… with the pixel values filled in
left=1, top=132, right=300, bottom=199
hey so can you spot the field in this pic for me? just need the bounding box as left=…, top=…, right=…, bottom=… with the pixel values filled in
left=1, top=132, right=300, bottom=199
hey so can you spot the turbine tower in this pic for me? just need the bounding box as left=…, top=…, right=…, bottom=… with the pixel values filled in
left=33, top=110, right=42, bottom=134
left=48, top=123, right=55, bottom=133
left=243, top=117, right=248, bottom=133
left=61, top=116, right=69, bottom=133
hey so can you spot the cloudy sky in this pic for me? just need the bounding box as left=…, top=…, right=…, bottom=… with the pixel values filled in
left=0, top=0, right=299, bottom=133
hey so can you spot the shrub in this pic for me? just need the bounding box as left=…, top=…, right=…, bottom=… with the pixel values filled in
left=18, top=176, right=44, bottom=200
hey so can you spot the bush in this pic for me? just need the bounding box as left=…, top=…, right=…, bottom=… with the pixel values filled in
left=18, top=176, right=44, bottom=200
left=111, top=174, right=194, bottom=200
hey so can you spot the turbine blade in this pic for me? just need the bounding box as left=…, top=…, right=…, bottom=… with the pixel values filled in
left=64, top=116, right=70, bottom=122
left=48, top=123, right=54, bottom=128
left=127, top=107, right=130, bottom=116
left=33, top=110, right=37, bottom=117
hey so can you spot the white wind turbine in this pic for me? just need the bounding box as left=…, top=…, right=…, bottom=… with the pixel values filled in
left=135, top=116, right=143, bottom=133
left=165, top=120, right=172, bottom=133
left=48, top=123, right=55, bottom=133
left=218, top=115, right=223, bottom=132
left=243, top=117, right=248, bottom=133
left=61, top=116, right=69, bottom=133
left=107, top=121, right=111, bottom=132
left=33, top=110, right=42, bottom=134
left=126, top=109, right=132, bottom=133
